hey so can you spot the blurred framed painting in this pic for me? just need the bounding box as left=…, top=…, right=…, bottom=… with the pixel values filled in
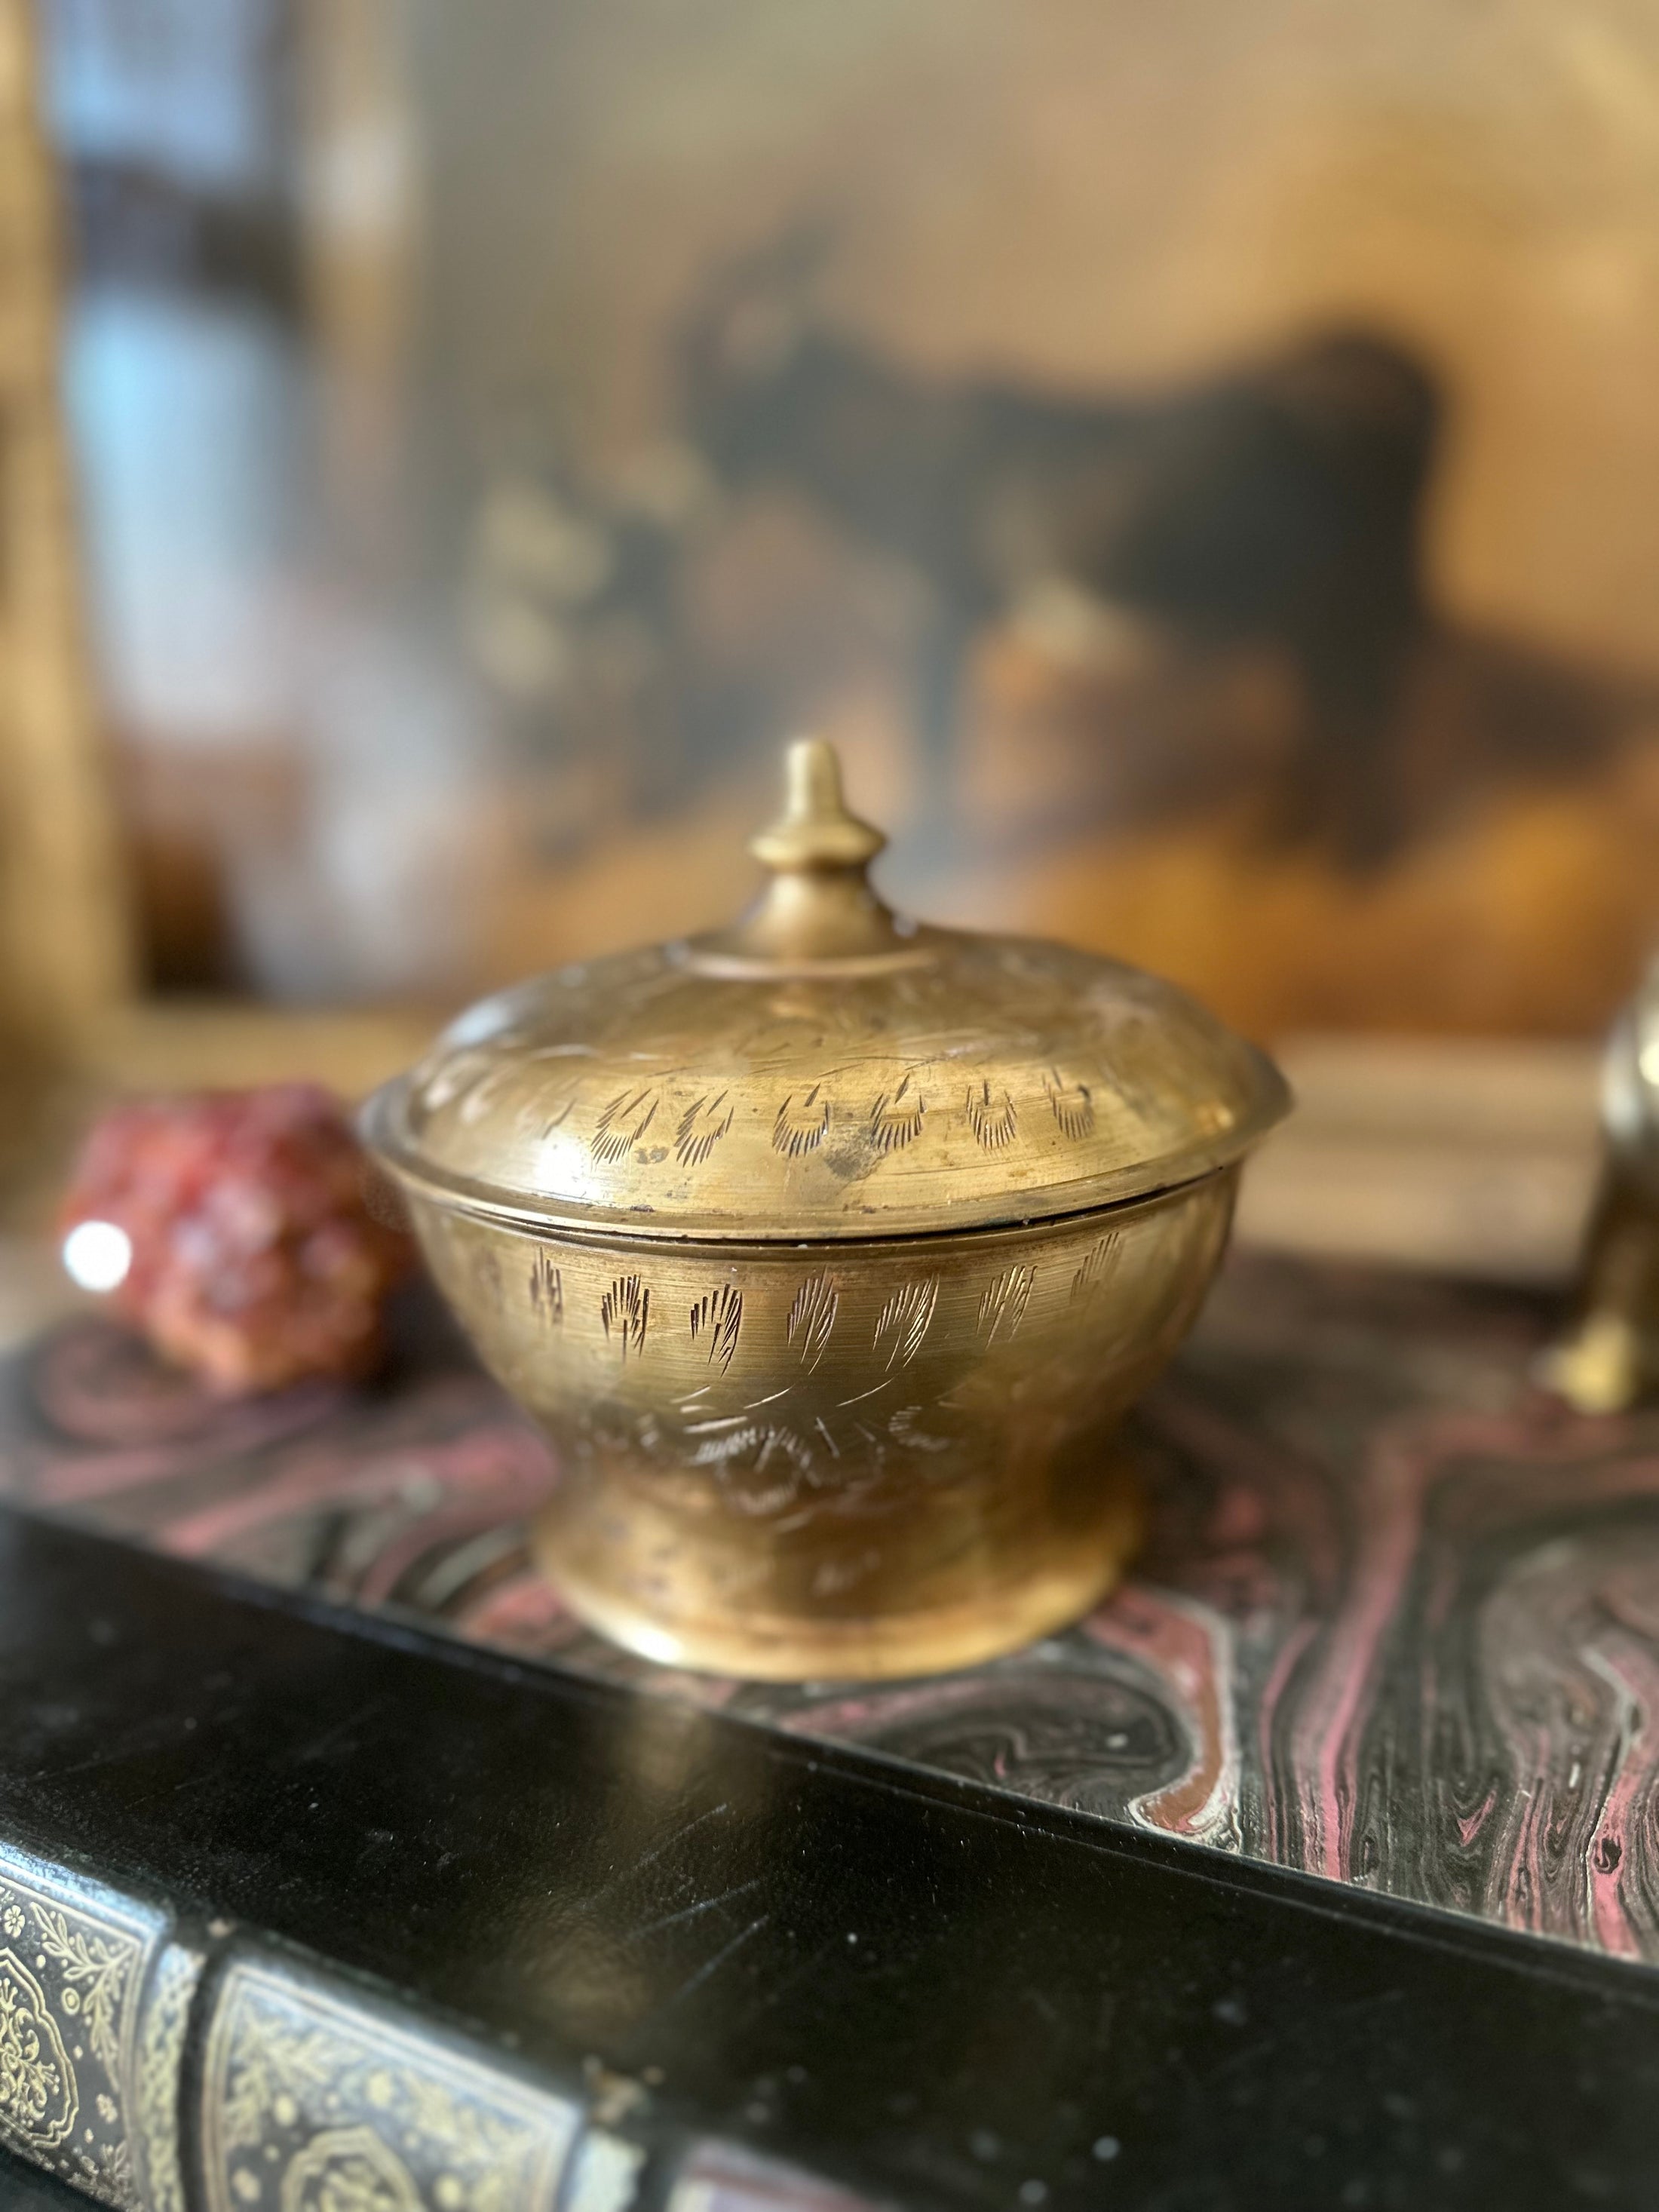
left=19, top=0, right=1659, bottom=1060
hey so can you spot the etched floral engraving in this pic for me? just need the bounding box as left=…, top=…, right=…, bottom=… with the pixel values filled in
left=772, top=1087, right=830, bottom=1158
left=600, top=1275, right=651, bottom=1361
left=964, top=1081, right=1018, bottom=1149
left=872, top=1279, right=939, bottom=1370
left=978, top=1265, right=1035, bottom=1345
left=674, top=1091, right=734, bottom=1168
left=688, top=1286, right=743, bottom=1373
left=786, top=1274, right=839, bottom=1370
left=590, top=1088, right=659, bottom=1165
left=869, top=1078, right=926, bottom=1154
left=1044, top=1070, right=1096, bottom=1141
left=688, top=1423, right=814, bottom=1480
left=528, top=1252, right=563, bottom=1326
left=1069, top=1232, right=1124, bottom=1304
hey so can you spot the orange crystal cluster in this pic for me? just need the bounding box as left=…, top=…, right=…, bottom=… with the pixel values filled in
left=61, top=1084, right=413, bottom=1394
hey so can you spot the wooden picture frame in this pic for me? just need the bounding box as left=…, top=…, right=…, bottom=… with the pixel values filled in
left=0, top=0, right=130, bottom=1057
left=0, top=0, right=425, bottom=1143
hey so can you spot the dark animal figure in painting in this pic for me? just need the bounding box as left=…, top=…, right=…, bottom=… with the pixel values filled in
left=674, top=228, right=1440, bottom=863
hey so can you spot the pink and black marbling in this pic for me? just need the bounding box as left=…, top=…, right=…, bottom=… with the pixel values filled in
left=6, top=1256, right=1659, bottom=1964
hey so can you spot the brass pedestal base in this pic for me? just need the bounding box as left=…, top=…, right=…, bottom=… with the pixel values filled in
left=409, top=1180, right=1229, bottom=1685
left=534, top=1457, right=1144, bottom=1682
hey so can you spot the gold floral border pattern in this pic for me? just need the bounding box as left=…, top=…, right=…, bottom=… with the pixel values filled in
left=0, top=1845, right=163, bottom=2207
left=200, top=1953, right=586, bottom=2212
left=130, top=1941, right=206, bottom=2212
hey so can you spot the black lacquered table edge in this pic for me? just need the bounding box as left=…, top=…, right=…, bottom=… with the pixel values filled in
left=2, top=1503, right=1656, bottom=2212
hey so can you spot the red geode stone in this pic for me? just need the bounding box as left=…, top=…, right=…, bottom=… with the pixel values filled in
left=60, top=1085, right=414, bottom=1395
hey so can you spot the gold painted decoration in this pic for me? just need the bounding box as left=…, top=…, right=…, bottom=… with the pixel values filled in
left=201, top=1955, right=581, bottom=2212
left=0, top=1846, right=160, bottom=2207
left=130, top=1944, right=205, bottom=2212
left=0, top=1950, right=76, bottom=2149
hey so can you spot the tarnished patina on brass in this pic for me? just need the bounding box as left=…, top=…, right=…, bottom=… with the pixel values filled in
left=366, top=738, right=1289, bottom=1678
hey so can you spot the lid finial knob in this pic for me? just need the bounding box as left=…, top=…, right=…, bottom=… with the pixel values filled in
left=690, top=735, right=918, bottom=973
left=750, top=737, right=886, bottom=875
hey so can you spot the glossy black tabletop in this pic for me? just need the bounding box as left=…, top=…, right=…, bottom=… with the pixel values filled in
left=2, top=1505, right=1657, bottom=2209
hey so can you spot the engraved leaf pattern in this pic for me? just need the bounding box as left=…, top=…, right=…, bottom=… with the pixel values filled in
left=978, top=1266, right=1035, bottom=1345
left=772, top=1086, right=830, bottom=1158
left=600, top=1275, right=651, bottom=1360
left=688, top=1423, right=814, bottom=1473
left=964, top=1081, right=1018, bottom=1149
left=689, top=1285, right=743, bottom=1373
left=675, top=1091, right=734, bottom=1168
left=1044, top=1070, right=1095, bottom=1141
left=872, top=1279, right=939, bottom=1370
left=787, top=1275, right=839, bottom=1370
left=869, top=1077, right=925, bottom=1155
left=590, top=1088, right=658, bottom=1165
left=528, top=1252, right=563, bottom=1325
left=1069, top=1232, right=1124, bottom=1304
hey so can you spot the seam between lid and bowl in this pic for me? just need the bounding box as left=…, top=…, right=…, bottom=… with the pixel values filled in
left=360, top=1063, right=1288, bottom=1247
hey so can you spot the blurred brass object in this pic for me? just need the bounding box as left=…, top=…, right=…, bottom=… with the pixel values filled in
left=1541, top=954, right=1659, bottom=1415
left=365, top=738, right=1289, bottom=1677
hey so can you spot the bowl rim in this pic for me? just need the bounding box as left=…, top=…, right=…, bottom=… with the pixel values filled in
left=360, top=1060, right=1287, bottom=1247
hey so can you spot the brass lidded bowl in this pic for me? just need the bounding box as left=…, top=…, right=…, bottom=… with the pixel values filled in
left=364, top=740, right=1289, bottom=1679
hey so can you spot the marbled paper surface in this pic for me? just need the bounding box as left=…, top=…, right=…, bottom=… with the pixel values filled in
left=5, top=1256, right=1657, bottom=1963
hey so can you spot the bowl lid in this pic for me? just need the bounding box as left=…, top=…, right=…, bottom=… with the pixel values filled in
left=364, top=739, right=1289, bottom=1242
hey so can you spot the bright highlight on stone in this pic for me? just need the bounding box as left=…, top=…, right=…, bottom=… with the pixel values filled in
left=62, top=1219, right=133, bottom=1293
